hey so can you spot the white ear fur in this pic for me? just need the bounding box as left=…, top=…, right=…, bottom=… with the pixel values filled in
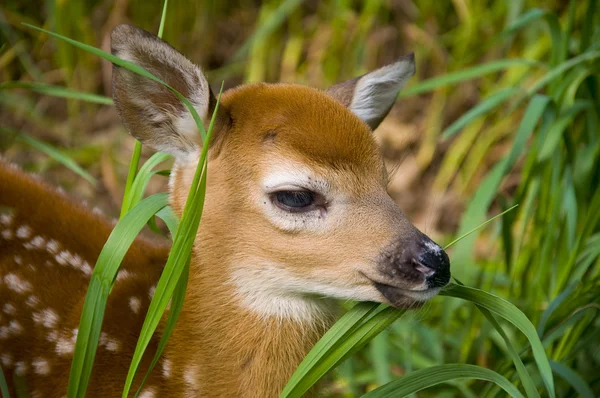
left=327, top=53, right=416, bottom=130
left=111, top=24, right=212, bottom=160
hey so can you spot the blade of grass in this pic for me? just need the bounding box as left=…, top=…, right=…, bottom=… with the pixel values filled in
left=1, top=126, right=96, bottom=185
left=478, top=308, right=540, bottom=397
left=0, top=364, right=9, bottom=398
left=444, top=204, right=519, bottom=249
left=442, top=87, right=520, bottom=139
left=550, top=361, right=595, bottom=398
left=67, top=193, right=168, bottom=398
left=440, top=284, right=555, bottom=397
left=0, top=82, right=113, bottom=105
left=121, top=152, right=172, bottom=216
left=399, top=59, right=541, bottom=98
left=362, top=364, right=524, bottom=398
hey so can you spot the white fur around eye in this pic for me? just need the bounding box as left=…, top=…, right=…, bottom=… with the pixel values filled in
left=260, top=166, right=331, bottom=232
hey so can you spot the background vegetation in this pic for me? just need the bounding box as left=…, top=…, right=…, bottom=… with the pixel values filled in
left=1, top=0, right=599, bottom=396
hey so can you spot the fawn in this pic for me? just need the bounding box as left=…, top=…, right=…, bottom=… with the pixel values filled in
left=0, top=24, right=450, bottom=397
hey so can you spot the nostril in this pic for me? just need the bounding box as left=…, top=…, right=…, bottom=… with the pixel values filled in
left=414, top=261, right=435, bottom=277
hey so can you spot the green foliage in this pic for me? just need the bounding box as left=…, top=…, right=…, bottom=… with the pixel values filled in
left=0, top=0, right=599, bottom=397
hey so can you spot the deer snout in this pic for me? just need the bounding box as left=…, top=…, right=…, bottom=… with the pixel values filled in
left=413, top=238, right=451, bottom=288
left=370, top=233, right=451, bottom=308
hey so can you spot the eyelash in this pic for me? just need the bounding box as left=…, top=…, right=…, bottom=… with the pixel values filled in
left=270, top=190, right=325, bottom=213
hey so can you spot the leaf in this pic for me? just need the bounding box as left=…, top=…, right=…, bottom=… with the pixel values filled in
left=399, top=59, right=541, bottom=98
left=550, top=361, right=594, bottom=398
left=67, top=193, right=169, bottom=398
left=440, top=284, right=555, bottom=397
left=442, top=87, right=521, bottom=139
left=362, top=364, right=524, bottom=398
left=0, top=81, right=113, bottom=105
left=1, top=126, right=97, bottom=185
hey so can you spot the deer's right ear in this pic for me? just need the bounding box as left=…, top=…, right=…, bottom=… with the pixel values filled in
left=111, top=24, right=226, bottom=160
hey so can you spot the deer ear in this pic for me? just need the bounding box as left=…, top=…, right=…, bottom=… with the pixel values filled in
left=111, top=24, right=226, bottom=160
left=326, top=53, right=415, bottom=130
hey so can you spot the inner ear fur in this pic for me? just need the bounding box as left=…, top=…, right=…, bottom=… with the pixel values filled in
left=326, top=53, right=416, bottom=130
left=111, top=24, right=229, bottom=160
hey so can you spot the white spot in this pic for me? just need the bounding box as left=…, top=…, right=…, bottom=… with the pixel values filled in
left=9, top=320, right=23, bottom=334
left=139, top=387, right=156, bottom=398
left=99, top=332, right=121, bottom=352
left=80, top=261, right=93, bottom=276
left=116, top=269, right=134, bottom=282
left=46, top=239, right=60, bottom=254
left=0, top=213, right=12, bottom=225
left=184, top=365, right=199, bottom=389
left=15, top=361, right=28, bottom=375
left=2, top=303, right=16, bottom=315
left=29, top=235, right=46, bottom=249
left=0, top=353, right=12, bottom=367
left=4, top=273, right=32, bottom=294
left=33, top=309, right=59, bottom=328
left=47, top=330, right=59, bottom=343
left=16, top=225, right=32, bottom=239
left=162, top=358, right=172, bottom=378
left=1, top=229, right=13, bottom=239
left=14, top=255, right=22, bottom=265
left=148, top=286, right=156, bottom=300
left=0, top=326, right=9, bottom=339
left=55, top=336, right=75, bottom=356
left=32, top=357, right=51, bottom=375
left=44, top=260, right=53, bottom=267
left=55, top=250, right=73, bottom=266
left=129, top=297, right=142, bottom=314
left=26, top=295, right=41, bottom=308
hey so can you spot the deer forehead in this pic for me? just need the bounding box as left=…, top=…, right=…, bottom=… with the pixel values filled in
left=220, top=84, right=385, bottom=180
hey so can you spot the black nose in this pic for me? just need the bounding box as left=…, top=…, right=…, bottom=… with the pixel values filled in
left=414, top=238, right=451, bottom=288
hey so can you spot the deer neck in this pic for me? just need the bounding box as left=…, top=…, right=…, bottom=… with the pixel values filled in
left=164, top=236, right=337, bottom=397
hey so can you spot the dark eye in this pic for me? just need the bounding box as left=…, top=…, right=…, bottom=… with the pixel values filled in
left=272, top=190, right=315, bottom=212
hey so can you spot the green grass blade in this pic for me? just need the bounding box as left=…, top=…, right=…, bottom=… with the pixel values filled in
left=0, top=82, right=113, bottom=105
left=232, top=0, right=303, bottom=62
left=280, top=302, right=380, bottom=398
left=155, top=206, right=179, bottom=237
left=478, top=308, right=540, bottom=398
left=442, top=87, right=521, bottom=139
left=0, top=364, right=9, bottom=398
left=362, top=364, right=524, bottom=398
left=134, top=261, right=189, bottom=397
left=1, top=126, right=97, bottom=185
left=550, top=361, right=595, bottom=398
left=444, top=204, right=519, bottom=249
left=67, top=193, right=169, bottom=398
left=399, top=59, right=541, bottom=98
left=120, top=140, right=143, bottom=219
left=528, top=50, right=600, bottom=95
left=121, top=152, right=172, bottom=216
left=440, top=284, right=555, bottom=397
left=157, top=0, right=169, bottom=38
left=451, top=95, right=550, bottom=272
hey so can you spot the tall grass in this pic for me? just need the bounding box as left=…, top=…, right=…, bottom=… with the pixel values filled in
left=0, top=0, right=599, bottom=397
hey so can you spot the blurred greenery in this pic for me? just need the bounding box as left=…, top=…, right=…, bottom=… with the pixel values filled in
left=1, top=0, right=599, bottom=396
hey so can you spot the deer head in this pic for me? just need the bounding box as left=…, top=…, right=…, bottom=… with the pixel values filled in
left=111, top=24, right=450, bottom=320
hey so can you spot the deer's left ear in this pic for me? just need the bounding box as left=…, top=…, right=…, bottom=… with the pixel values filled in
left=326, top=53, right=415, bottom=130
